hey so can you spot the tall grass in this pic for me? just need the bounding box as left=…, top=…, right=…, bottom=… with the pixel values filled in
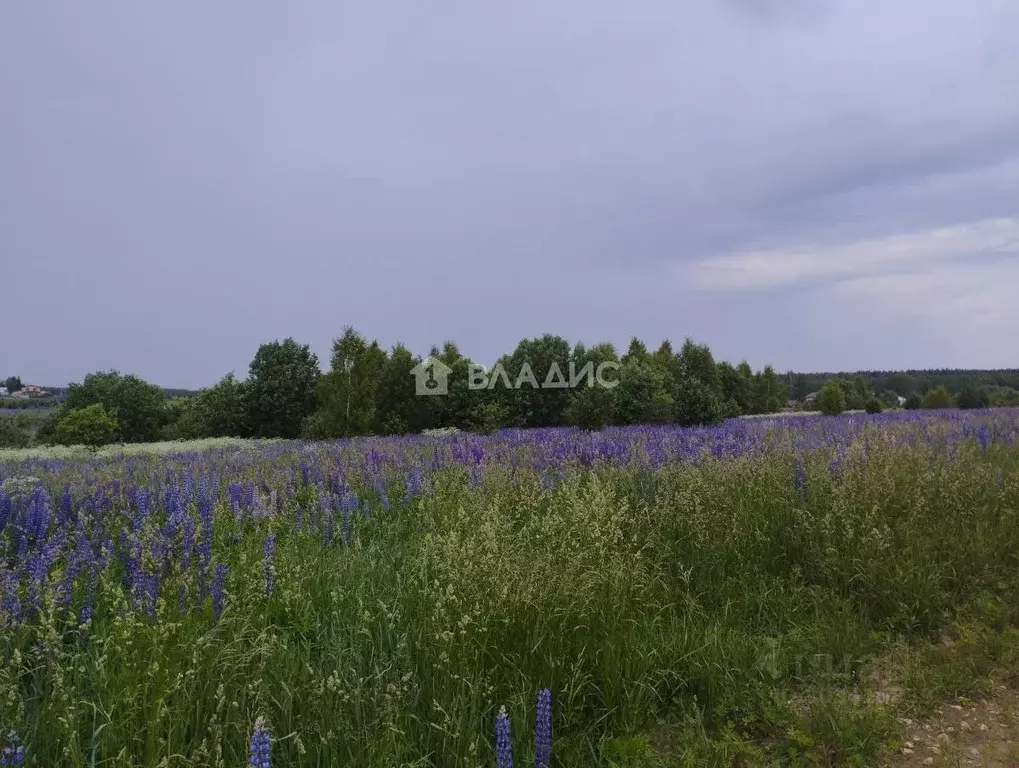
left=0, top=412, right=1017, bottom=765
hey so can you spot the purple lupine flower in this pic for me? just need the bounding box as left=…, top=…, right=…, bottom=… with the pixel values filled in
left=182, top=470, right=195, bottom=503
left=793, top=456, right=808, bottom=491
left=58, top=485, right=74, bottom=526
left=80, top=564, right=98, bottom=625
left=534, top=688, right=552, bottom=768
left=248, top=717, right=271, bottom=768
left=376, top=478, right=390, bottom=511
left=25, top=486, right=50, bottom=542
left=0, top=489, right=11, bottom=538
left=212, top=562, right=228, bottom=620
left=144, top=570, right=160, bottom=619
left=0, top=732, right=24, bottom=766
left=361, top=498, right=371, bottom=521
left=495, top=707, right=513, bottom=768
left=262, top=533, right=276, bottom=596
left=339, top=497, right=351, bottom=547
left=132, top=488, right=149, bottom=532
left=0, top=568, right=22, bottom=627
left=178, top=506, right=195, bottom=609
left=197, top=479, right=214, bottom=585
left=227, top=482, right=243, bottom=509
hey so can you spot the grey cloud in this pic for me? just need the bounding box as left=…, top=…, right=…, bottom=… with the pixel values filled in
left=3, top=0, right=1019, bottom=387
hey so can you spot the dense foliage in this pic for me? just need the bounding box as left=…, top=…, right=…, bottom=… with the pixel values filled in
left=63, top=371, right=167, bottom=443
left=1, top=410, right=1018, bottom=765
left=789, top=369, right=1019, bottom=399
left=9, top=344, right=1019, bottom=450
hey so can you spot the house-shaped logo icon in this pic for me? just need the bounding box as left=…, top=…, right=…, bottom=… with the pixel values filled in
left=410, top=356, right=453, bottom=396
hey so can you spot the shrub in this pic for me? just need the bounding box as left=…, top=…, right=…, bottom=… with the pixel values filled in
left=0, top=417, right=31, bottom=449
left=904, top=393, right=922, bottom=410
left=956, top=386, right=990, bottom=410
left=55, top=404, right=121, bottom=448
left=865, top=398, right=883, bottom=414
left=922, top=385, right=955, bottom=410
left=816, top=380, right=847, bottom=415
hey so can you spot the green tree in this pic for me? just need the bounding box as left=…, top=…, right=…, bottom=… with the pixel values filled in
left=865, top=397, right=883, bottom=414
left=677, top=338, right=721, bottom=393
left=564, top=342, right=619, bottom=430
left=64, top=371, right=166, bottom=443
left=752, top=365, right=786, bottom=414
left=988, top=387, right=1019, bottom=407
left=614, top=360, right=673, bottom=425
left=878, top=390, right=902, bottom=409
left=245, top=338, right=320, bottom=438
left=308, top=328, right=388, bottom=438
left=428, top=342, right=482, bottom=431
left=719, top=361, right=754, bottom=415
left=0, top=416, right=31, bottom=449
left=673, top=376, right=722, bottom=426
left=904, top=392, right=923, bottom=410
left=670, top=338, right=724, bottom=425
left=816, top=380, right=847, bottom=416
left=791, top=373, right=810, bottom=402
left=956, top=386, right=989, bottom=410
left=55, top=404, right=120, bottom=448
left=498, top=335, right=573, bottom=428
left=839, top=377, right=871, bottom=410
left=3, top=376, right=22, bottom=394
left=374, top=344, right=430, bottom=435
left=621, top=337, right=649, bottom=365
left=922, top=385, right=955, bottom=409
left=169, top=374, right=247, bottom=439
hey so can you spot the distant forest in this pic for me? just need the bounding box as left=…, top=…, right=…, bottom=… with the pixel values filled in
left=4, top=337, right=1018, bottom=449
left=27, top=370, right=1019, bottom=403
left=785, top=369, right=1019, bottom=401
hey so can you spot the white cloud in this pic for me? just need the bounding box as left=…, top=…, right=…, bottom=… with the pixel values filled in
left=688, top=217, right=1019, bottom=290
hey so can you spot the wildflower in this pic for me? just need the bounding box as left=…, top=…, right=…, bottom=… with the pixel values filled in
left=495, top=706, right=513, bottom=768
left=248, top=716, right=271, bottom=768
left=0, top=568, right=21, bottom=627
left=534, top=688, right=552, bottom=768
left=197, top=479, right=214, bottom=591
left=339, top=495, right=351, bottom=546
left=144, top=570, right=159, bottom=620
left=263, top=533, right=276, bottom=596
left=0, top=488, right=10, bottom=531
left=793, top=456, right=807, bottom=491
left=0, top=732, right=24, bottom=766
left=212, top=562, right=227, bottom=620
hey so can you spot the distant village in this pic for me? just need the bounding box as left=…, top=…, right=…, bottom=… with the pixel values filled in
left=0, top=384, right=52, bottom=400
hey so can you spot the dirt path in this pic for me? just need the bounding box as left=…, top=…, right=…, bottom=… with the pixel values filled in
left=894, top=683, right=1019, bottom=767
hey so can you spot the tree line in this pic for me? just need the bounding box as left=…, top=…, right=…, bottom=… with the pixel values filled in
left=19, top=330, right=790, bottom=447
left=788, top=369, right=1019, bottom=402
left=5, top=334, right=1018, bottom=449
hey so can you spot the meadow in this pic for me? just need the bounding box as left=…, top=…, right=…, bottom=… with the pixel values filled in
left=1, top=410, right=1019, bottom=766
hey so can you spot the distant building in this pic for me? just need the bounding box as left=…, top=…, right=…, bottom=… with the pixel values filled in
left=19, top=385, right=47, bottom=396
left=804, top=392, right=819, bottom=404
left=0, top=387, right=7, bottom=397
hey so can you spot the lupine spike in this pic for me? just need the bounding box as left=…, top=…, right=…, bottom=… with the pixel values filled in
left=495, top=706, right=513, bottom=768
left=248, top=716, right=271, bottom=768
left=534, top=688, right=552, bottom=768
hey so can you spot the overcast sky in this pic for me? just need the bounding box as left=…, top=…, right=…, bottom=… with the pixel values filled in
left=3, top=1, right=1018, bottom=388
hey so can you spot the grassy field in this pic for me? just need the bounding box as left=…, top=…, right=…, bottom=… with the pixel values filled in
left=1, top=411, right=1018, bottom=766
